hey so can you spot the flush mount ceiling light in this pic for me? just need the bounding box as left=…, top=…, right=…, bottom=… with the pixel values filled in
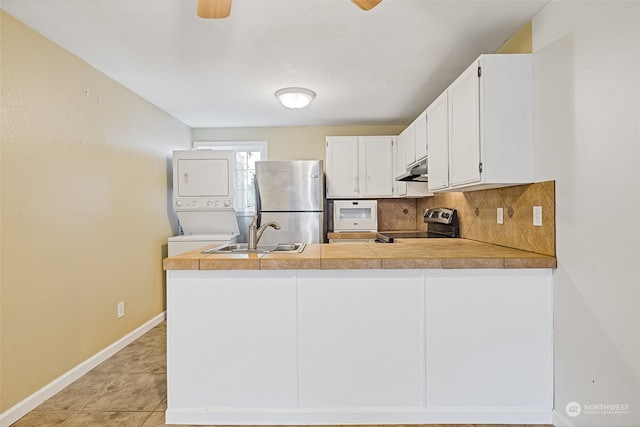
left=275, top=87, right=316, bottom=109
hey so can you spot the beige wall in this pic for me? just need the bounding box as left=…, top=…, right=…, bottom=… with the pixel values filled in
left=192, top=125, right=406, bottom=163
left=495, top=21, right=532, bottom=54
left=0, top=11, right=191, bottom=411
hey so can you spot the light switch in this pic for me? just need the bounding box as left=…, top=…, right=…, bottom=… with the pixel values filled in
left=497, top=207, right=504, bottom=224
left=533, top=206, right=543, bottom=226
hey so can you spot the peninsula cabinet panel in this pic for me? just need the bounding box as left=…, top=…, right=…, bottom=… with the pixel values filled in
left=424, top=269, right=553, bottom=409
left=166, top=268, right=553, bottom=425
left=297, top=270, right=424, bottom=408
left=166, top=271, right=297, bottom=411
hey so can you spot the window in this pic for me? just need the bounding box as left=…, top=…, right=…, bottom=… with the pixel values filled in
left=193, top=141, right=267, bottom=213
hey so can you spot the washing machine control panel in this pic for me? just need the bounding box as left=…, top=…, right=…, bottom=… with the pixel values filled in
left=174, top=198, right=233, bottom=210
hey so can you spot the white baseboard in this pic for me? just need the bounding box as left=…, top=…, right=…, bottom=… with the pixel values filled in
left=166, top=407, right=553, bottom=425
left=0, top=312, right=166, bottom=427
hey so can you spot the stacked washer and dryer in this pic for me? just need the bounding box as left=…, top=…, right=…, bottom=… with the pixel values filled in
left=168, top=150, right=240, bottom=256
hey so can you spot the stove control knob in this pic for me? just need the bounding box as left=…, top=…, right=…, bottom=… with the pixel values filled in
left=224, top=200, right=231, bottom=207
left=207, top=201, right=213, bottom=207
left=175, top=200, right=183, bottom=207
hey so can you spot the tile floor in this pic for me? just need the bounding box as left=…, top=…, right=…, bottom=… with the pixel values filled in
left=12, top=321, right=169, bottom=427
left=11, top=320, right=552, bottom=427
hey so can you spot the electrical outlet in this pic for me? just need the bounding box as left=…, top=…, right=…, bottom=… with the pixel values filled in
left=533, top=206, right=543, bottom=226
left=497, top=207, right=504, bottom=224
left=117, top=301, right=125, bottom=318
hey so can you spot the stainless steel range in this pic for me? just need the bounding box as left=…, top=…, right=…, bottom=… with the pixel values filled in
left=376, top=207, right=459, bottom=243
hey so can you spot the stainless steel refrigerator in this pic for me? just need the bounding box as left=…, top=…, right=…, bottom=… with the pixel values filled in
left=254, top=160, right=325, bottom=244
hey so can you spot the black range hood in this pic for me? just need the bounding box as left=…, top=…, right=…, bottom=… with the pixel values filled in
left=395, top=157, right=428, bottom=182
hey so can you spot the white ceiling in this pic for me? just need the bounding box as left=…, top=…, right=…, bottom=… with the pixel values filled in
left=1, top=0, right=550, bottom=128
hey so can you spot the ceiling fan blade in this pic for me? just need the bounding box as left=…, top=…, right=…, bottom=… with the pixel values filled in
left=197, top=0, right=232, bottom=19
left=351, top=0, right=382, bottom=11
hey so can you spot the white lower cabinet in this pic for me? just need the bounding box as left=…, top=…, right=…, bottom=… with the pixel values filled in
left=166, top=268, right=552, bottom=425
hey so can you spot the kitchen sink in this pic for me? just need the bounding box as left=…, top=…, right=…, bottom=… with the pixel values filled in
left=202, top=242, right=306, bottom=254
left=272, top=243, right=305, bottom=252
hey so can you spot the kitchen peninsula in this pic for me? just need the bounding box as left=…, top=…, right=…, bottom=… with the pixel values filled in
left=163, top=239, right=555, bottom=425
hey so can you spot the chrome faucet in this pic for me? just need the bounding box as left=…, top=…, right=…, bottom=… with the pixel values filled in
left=247, top=214, right=281, bottom=250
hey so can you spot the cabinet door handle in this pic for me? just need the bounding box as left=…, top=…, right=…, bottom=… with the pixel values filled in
left=354, top=177, right=359, bottom=193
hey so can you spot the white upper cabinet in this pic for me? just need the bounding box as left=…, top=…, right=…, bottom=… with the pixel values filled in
left=326, top=136, right=394, bottom=198
left=426, top=91, right=449, bottom=191
left=326, top=136, right=359, bottom=198
left=393, top=131, right=433, bottom=198
left=400, top=110, right=427, bottom=168
left=394, top=133, right=407, bottom=196
left=427, top=54, right=534, bottom=192
left=414, top=110, right=428, bottom=161
left=403, top=124, right=416, bottom=166
left=359, top=136, right=394, bottom=197
left=448, top=61, right=482, bottom=186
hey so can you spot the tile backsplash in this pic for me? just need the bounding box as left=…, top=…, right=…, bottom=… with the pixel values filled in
left=377, top=198, right=418, bottom=230
left=416, top=181, right=556, bottom=256
left=327, top=180, right=555, bottom=257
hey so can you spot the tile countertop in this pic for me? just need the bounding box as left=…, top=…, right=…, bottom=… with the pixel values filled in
left=327, top=231, right=378, bottom=240
left=163, top=239, right=557, bottom=271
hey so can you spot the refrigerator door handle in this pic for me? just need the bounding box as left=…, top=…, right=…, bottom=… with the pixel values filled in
left=253, top=175, right=262, bottom=227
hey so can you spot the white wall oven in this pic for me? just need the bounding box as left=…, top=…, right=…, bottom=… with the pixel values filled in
left=333, top=200, right=378, bottom=232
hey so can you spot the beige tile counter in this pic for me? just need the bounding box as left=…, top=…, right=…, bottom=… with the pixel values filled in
left=163, top=239, right=556, bottom=270
left=320, top=243, right=381, bottom=269
left=327, top=231, right=377, bottom=240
